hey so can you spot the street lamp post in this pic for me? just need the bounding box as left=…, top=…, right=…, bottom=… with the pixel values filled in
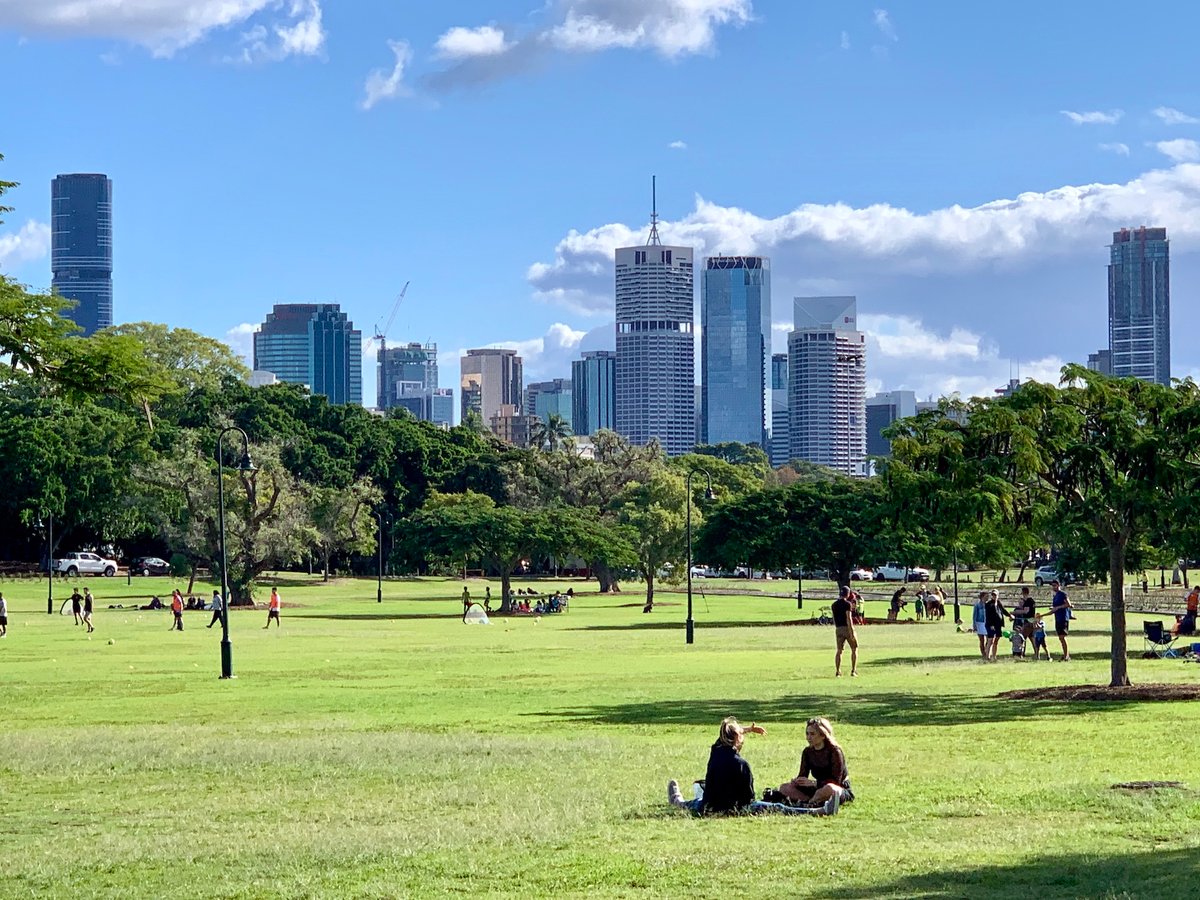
left=216, top=425, right=255, bottom=679
left=952, top=544, right=961, bottom=624
left=685, top=468, right=715, bottom=645
left=376, top=511, right=384, bottom=603
left=46, top=511, right=54, bottom=615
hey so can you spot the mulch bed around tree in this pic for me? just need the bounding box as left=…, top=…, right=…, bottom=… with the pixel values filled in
left=999, top=684, right=1200, bottom=702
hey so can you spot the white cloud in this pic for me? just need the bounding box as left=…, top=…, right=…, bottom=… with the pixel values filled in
left=668, top=140, right=688, bottom=150
left=361, top=40, right=412, bottom=110
left=434, top=24, right=510, bottom=59
left=1060, top=109, right=1123, bottom=125
left=0, top=0, right=325, bottom=59
left=528, top=162, right=1200, bottom=315
left=0, top=220, right=51, bottom=269
left=1154, top=106, right=1199, bottom=126
left=232, top=0, right=324, bottom=63
left=872, top=9, right=897, bottom=41
left=224, top=322, right=257, bottom=367
left=547, top=0, right=752, bottom=57
left=1153, top=139, right=1200, bottom=163
left=840, top=30, right=850, bottom=50
left=447, top=323, right=589, bottom=384
left=1099, top=142, right=1130, bottom=156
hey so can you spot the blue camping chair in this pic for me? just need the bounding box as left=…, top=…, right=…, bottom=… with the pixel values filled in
left=1143, top=621, right=1179, bottom=658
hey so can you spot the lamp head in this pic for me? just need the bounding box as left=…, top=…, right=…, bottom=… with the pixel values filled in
left=704, top=486, right=716, bottom=502
left=238, top=450, right=256, bottom=472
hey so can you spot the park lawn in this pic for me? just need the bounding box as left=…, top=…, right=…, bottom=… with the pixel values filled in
left=1, top=574, right=1199, bottom=898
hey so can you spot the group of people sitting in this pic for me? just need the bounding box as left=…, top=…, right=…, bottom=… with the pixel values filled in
left=1171, top=585, right=1199, bottom=636
left=510, top=589, right=570, bottom=614
left=887, top=585, right=947, bottom=621
left=666, top=716, right=852, bottom=817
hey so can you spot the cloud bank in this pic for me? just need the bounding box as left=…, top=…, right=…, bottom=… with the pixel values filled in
left=0, top=220, right=51, bottom=270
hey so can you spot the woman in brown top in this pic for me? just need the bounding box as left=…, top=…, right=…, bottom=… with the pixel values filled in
left=777, top=717, right=848, bottom=807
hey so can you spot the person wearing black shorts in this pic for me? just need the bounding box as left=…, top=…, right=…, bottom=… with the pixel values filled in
left=984, top=589, right=1010, bottom=661
left=0, top=591, right=8, bottom=637
left=1050, top=581, right=1072, bottom=661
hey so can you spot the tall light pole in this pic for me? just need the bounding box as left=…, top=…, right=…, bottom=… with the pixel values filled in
left=217, top=425, right=255, bottom=680
left=46, top=511, right=54, bottom=615
left=376, top=510, right=384, bottom=603
left=686, top=468, right=715, bottom=645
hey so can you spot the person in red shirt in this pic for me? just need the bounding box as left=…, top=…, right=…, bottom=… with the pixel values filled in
left=264, top=587, right=281, bottom=629
left=169, top=589, right=184, bottom=631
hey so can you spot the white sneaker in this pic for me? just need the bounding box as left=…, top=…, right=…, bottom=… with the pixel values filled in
left=667, top=779, right=686, bottom=808
left=823, top=790, right=842, bottom=816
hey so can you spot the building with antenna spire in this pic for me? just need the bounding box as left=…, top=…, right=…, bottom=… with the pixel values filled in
left=614, top=177, right=695, bottom=456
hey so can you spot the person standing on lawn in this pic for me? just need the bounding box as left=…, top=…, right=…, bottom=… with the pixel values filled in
left=170, top=589, right=184, bottom=631
left=972, top=591, right=989, bottom=658
left=70, top=587, right=84, bottom=626
left=264, top=587, right=281, bottom=628
left=832, top=586, right=858, bottom=677
left=984, top=589, right=1010, bottom=661
left=0, top=591, right=8, bottom=637
left=1050, top=580, right=1072, bottom=661
left=207, top=590, right=223, bottom=629
left=82, top=588, right=95, bottom=634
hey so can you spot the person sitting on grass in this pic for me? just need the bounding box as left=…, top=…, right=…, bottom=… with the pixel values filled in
left=775, top=717, right=851, bottom=809
left=666, top=717, right=840, bottom=817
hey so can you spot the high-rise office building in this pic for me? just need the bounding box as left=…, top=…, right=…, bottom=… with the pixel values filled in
left=572, top=350, right=616, bottom=436
left=701, top=256, right=770, bottom=448
left=490, top=404, right=537, bottom=447
left=770, top=353, right=789, bottom=467
left=1109, top=226, right=1170, bottom=384
left=787, top=296, right=866, bottom=476
left=460, top=348, right=523, bottom=424
left=1087, top=349, right=1113, bottom=375
left=525, top=378, right=573, bottom=431
left=51, top=173, right=113, bottom=335
left=866, top=390, right=917, bottom=458
left=253, top=303, right=363, bottom=405
left=614, top=186, right=695, bottom=456
left=378, top=342, right=438, bottom=410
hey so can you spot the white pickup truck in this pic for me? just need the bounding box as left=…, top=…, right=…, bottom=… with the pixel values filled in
left=53, top=552, right=119, bottom=578
left=873, top=562, right=930, bottom=582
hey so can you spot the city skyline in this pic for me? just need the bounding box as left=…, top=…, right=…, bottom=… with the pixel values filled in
left=6, top=3, right=1200, bottom=406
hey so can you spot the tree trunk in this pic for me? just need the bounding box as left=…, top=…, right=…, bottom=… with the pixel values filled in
left=830, top=562, right=852, bottom=587
left=186, top=562, right=197, bottom=595
left=1184, top=564, right=1190, bottom=590
left=999, top=567, right=1008, bottom=583
left=322, top=548, right=330, bottom=582
left=1016, top=560, right=1029, bottom=582
left=1109, top=542, right=1130, bottom=687
left=500, top=571, right=513, bottom=614
left=593, top=560, right=620, bottom=594
left=643, top=576, right=654, bottom=612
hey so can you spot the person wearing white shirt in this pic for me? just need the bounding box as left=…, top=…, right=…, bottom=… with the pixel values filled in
left=207, top=590, right=223, bottom=629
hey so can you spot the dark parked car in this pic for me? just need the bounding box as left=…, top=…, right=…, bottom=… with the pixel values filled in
left=130, top=556, right=171, bottom=576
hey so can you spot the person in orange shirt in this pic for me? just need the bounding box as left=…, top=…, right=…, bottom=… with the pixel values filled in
left=264, top=587, right=281, bottom=629
left=1186, top=586, right=1199, bottom=615
left=169, top=589, right=184, bottom=631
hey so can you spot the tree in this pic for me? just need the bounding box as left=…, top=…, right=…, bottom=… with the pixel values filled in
left=0, top=152, right=14, bottom=223
left=310, top=480, right=381, bottom=581
left=694, top=442, right=770, bottom=471
left=104, top=323, right=250, bottom=396
left=528, top=414, right=572, bottom=452
left=614, top=469, right=691, bottom=611
left=955, top=369, right=1200, bottom=686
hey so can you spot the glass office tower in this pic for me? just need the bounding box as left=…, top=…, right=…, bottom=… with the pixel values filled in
left=51, top=173, right=113, bottom=335
left=253, top=303, right=363, bottom=405
left=1109, top=226, right=1170, bottom=384
left=701, top=256, right=770, bottom=447
left=572, top=350, right=616, bottom=436
left=378, top=342, right=438, bottom=410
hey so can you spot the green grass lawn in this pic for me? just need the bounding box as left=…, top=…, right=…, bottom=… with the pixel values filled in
left=2, top=573, right=1199, bottom=898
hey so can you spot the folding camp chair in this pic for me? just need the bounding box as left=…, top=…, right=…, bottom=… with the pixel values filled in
left=1143, top=621, right=1179, bottom=658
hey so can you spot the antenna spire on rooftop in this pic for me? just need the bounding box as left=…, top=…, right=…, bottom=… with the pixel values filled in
left=646, top=175, right=662, bottom=246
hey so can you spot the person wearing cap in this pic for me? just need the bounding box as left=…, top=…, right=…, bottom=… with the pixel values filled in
left=666, top=717, right=840, bottom=817
left=983, top=589, right=1010, bottom=661
left=832, top=585, right=858, bottom=677
left=1050, top=580, right=1072, bottom=661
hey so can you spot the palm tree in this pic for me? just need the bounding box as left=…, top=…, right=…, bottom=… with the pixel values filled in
left=529, top=413, right=573, bottom=452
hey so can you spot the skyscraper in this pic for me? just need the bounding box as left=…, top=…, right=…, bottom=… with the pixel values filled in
left=572, top=350, right=616, bottom=436
left=378, top=341, right=438, bottom=410
left=770, top=353, right=789, bottom=467
left=787, top=296, right=866, bottom=476
left=1109, top=226, right=1170, bottom=384
left=701, top=256, right=770, bottom=447
left=866, top=390, right=917, bottom=458
left=51, top=173, right=113, bottom=335
left=614, top=184, right=695, bottom=456
left=460, top=348, right=523, bottom=425
left=525, top=378, right=573, bottom=431
left=253, top=303, right=363, bottom=405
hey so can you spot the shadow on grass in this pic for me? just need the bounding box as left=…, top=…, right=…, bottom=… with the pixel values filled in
left=292, top=612, right=462, bottom=622
left=532, top=691, right=1143, bottom=730
left=568, top=619, right=815, bottom=631
left=821, top=848, right=1200, bottom=899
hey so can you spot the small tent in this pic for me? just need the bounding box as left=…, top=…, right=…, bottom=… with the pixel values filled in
left=463, top=604, right=490, bottom=625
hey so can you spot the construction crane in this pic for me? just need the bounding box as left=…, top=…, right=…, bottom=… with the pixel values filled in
left=373, top=281, right=409, bottom=409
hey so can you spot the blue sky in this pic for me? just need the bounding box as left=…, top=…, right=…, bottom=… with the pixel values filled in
left=3, top=0, right=1200, bottom=406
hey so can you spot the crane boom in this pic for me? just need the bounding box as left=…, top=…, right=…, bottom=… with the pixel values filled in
left=375, top=281, right=409, bottom=342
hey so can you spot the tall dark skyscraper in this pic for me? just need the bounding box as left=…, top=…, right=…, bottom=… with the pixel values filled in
left=1109, top=226, right=1170, bottom=384
left=51, top=173, right=113, bottom=335
left=701, top=256, right=770, bottom=447
left=572, top=350, right=616, bottom=436
left=253, top=303, right=363, bottom=405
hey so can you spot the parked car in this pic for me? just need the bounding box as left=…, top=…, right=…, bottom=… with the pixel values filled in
left=689, top=565, right=710, bottom=578
left=873, top=562, right=930, bottom=582
left=53, top=551, right=119, bottom=578
left=1034, top=565, right=1077, bottom=587
left=849, top=567, right=875, bottom=581
left=130, top=556, right=171, bottom=576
